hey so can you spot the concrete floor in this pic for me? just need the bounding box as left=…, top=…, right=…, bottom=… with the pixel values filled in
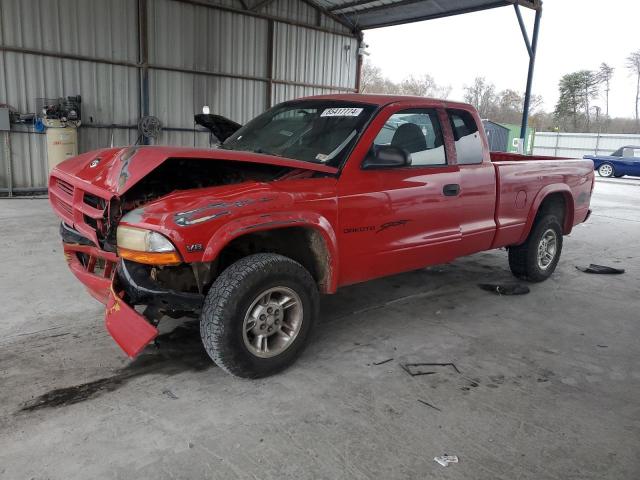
left=1, top=178, right=639, bottom=480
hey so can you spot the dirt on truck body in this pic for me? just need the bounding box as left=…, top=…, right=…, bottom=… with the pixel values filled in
left=49, top=94, right=594, bottom=378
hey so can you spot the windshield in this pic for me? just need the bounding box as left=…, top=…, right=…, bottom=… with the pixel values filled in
left=611, top=148, right=623, bottom=157
left=222, top=100, right=377, bottom=167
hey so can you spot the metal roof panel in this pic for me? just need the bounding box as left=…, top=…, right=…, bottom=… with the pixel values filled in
left=312, top=0, right=541, bottom=29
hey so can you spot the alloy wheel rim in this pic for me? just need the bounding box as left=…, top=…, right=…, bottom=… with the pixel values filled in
left=600, top=164, right=613, bottom=176
left=242, top=287, right=303, bottom=358
left=537, top=229, right=557, bottom=270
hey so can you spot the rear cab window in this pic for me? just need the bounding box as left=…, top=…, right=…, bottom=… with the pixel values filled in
left=373, top=109, right=447, bottom=166
left=447, top=109, right=483, bottom=165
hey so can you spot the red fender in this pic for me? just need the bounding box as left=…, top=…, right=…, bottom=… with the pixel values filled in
left=201, top=211, right=339, bottom=293
left=517, top=184, right=575, bottom=245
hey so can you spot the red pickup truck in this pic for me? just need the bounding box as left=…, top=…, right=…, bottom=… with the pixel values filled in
left=49, top=94, right=594, bottom=378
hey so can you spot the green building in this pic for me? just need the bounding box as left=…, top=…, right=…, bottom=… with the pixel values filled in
left=500, top=123, right=535, bottom=155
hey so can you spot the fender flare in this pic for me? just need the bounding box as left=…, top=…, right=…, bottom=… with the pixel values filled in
left=201, top=211, right=340, bottom=293
left=517, top=184, right=575, bottom=244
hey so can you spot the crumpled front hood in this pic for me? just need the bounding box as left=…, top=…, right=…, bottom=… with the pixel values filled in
left=52, top=145, right=338, bottom=196
left=118, top=179, right=321, bottom=262
left=120, top=181, right=289, bottom=229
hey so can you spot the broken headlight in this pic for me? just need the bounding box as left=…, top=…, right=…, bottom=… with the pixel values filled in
left=116, top=225, right=181, bottom=265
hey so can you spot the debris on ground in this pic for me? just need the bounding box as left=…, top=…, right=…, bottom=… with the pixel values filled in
left=401, top=362, right=461, bottom=377
left=417, top=399, right=441, bottom=411
left=434, top=454, right=459, bottom=467
left=478, top=283, right=530, bottom=295
left=372, top=358, right=393, bottom=366
left=162, top=389, right=179, bottom=400
left=576, top=264, right=625, bottom=274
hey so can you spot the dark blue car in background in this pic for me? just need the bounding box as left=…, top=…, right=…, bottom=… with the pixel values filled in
left=584, top=146, right=640, bottom=178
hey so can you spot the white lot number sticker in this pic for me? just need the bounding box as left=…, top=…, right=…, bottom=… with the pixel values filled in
left=321, top=107, right=363, bottom=117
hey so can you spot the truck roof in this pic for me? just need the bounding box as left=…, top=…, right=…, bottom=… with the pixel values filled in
left=300, top=93, right=472, bottom=109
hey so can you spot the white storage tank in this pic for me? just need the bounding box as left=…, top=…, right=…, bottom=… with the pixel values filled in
left=46, top=121, right=78, bottom=172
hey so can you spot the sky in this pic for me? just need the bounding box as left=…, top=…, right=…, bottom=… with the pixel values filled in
left=362, top=0, right=640, bottom=118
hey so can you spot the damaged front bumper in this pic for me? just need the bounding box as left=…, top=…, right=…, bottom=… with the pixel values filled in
left=60, top=222, right=205, bottom=357
left=105, top=260, right=204, bottom=357
left=61, top=223, right=117, bottom=304
left=105, top=286, right=159, bottom=357
left=116, top=260, right=204, bottom=312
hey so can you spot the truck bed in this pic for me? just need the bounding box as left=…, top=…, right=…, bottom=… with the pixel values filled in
left=489, top=152, right=594, bottom=248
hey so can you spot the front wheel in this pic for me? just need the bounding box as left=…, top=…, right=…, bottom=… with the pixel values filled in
left=508, top=214, right=563, bottom=282
left=598, top=163, right=615, bottom=177
left=200, top=253, right=319, bottom=378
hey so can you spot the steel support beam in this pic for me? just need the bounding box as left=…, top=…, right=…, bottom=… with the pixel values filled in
left=2, top=131, right=12, bottom=197
left=355, top=34, right=364, bottom=93
left=138, top=0, right=150, bottom=144
left=513, top=4, right=532, bottom=57
left=518, top=4, right=542, bottom=154
left=266, top=19, right=275, bottom=109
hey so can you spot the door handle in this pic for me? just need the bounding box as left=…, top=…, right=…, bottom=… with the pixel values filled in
left=443, top=184, right=460, bottom=196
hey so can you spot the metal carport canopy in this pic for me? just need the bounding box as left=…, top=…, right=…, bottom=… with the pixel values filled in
left=311, top=0, right=542, bottom=152
left=316, top=0, right=541, bottom=30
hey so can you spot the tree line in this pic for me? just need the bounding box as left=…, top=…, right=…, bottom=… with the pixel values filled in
left=360, top=61, right=452, bottom=98
left=360, top=49, right=640, bottom=134
left=554, top=50, right=640, bottom=133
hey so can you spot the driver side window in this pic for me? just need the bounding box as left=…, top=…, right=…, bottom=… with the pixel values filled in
left=373, top=109, right=447, bottom=166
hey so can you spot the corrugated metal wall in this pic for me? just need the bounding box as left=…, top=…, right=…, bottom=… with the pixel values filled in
left=533, top=132, right=640, bottom=158
left=273, top=23, right=357, bottom=89
left=0, top=0, right=140, bottom=191
left=0, top=0, right=359, bottom=192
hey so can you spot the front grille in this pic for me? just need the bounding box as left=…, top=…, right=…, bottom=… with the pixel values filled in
left=57, top=178, right=74, bottom=197
left=84, top=214, right=98, bottom=229
left=76, top=252, right=114, bottom=278
left=50, top=173, right=111, bottom=246
left=56, top=197, right=73, bottom=216
left=84, top=193, right=106, bottom=210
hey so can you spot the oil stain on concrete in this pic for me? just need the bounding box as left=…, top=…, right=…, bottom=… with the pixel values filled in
left=18, top=322, right=211, bottom=413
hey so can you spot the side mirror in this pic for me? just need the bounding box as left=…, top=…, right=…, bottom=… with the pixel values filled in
left=362, top=145, right=411, bottom=169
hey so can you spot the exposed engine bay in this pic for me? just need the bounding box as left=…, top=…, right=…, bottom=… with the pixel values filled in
left=100, top=159, right=295, bottom=251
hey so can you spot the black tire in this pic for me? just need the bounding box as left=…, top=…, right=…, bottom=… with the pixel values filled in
left=597, top=163, right=615, bottom=177
left=200, top=253, right=319, bottom=378
left=508, top=214, right=563, bottom=283
left=614, top=174, right=625, bottom=178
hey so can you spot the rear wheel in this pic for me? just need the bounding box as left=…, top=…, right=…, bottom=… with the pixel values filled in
left=598, top=163, right=614, bottom=177
left=200, top=253, right=319, bottom=378
left=508, top=214, right=563, bottom=282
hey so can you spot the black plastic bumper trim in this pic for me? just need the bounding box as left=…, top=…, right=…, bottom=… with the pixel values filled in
left=116, top=259, right=204, bottom=312
left=60, top=222, right=96, bottom=247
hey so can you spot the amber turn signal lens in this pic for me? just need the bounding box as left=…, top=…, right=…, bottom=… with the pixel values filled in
left=117, top=247, right=182, bottom=266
